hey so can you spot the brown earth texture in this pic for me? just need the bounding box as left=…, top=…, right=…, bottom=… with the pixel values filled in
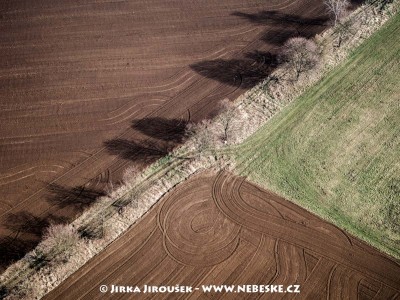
left=45, top=172, right=400, bottom=300
left=0, top=0, right=338, bottom=269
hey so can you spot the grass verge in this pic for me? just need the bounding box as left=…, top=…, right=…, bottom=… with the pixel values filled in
left=233, top=11, right=400, bottom=259
left=1, top=2, right=398, bottom=299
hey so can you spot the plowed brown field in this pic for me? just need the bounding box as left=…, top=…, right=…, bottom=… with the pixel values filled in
left=0, top=0, right=331, bottom=268
left=45, top=172, right=400, bottom=300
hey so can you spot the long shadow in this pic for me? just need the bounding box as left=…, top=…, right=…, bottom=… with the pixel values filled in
left=232, top=10, right=329, bottom=27
left=233, top=2, right=366, bottom=27
left=46, top=184, right=106, bottom=213
left=131, top=117, right=189, bottom=143
left=1, top=184, right=107, bottom=272
left=0, top=212, right=66, bottom=271
left=5, top=212, right=51, bottom=236
left=191, top=10, right=332, bottom=87
left=104, top=138, right=173, bottom=164
left=0, top=236, right=35, bottom=271
left=349, top=0, right=367, bottom=8
left=234, top=10, right=331, bottom=46
left=190, top=51, right=280, bottom=89
left=261, top=28, right=305, bottom=46
left=1, top=121, right=188, bottom=270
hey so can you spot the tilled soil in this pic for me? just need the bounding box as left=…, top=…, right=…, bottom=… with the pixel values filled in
left=44, top=172, right=400, bottom=300
left=0, top=0, right=329, bottom=269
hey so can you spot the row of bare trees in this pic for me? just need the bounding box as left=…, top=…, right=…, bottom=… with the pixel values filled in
left=185, top=1, right=350, bottom=147
left=281, top=0, right=353, bottom=79
left=186, top=1, right=354, bottom=146
left=110, top=0, right=355, bottom=161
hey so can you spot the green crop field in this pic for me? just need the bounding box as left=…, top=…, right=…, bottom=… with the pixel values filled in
left=233, top=12, right=400, bottom=258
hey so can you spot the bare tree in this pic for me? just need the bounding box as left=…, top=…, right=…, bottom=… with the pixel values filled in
left=40, top=223, right=80, bottom=257
left=185, top=119, right=215, bottom=154
left=122, top=165, right=140, bottom=184
left=217, top=99, right=238, bottom=144
left=185, top=100, right=241, bottom=155
left=282, top=37, right=319, bottom=80
left=324, top=0, right=350, bottom=26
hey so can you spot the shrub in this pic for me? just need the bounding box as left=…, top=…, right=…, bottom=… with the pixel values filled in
left=39, top=223, right=80, bottom=260
left=281, top=37, right=320, bottom=80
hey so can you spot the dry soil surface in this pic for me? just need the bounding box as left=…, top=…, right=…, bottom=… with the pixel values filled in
left=0, top=0, right=330, bottom=269
left=45, top=172, right=400, bottom=300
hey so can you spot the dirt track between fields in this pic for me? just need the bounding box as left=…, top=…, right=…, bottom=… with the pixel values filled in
left=0, top=0, right=332, bottom=269
left=44, top=172, right=400, bottom=300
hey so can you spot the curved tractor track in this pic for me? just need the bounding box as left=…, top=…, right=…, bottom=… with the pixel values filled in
left=0, top=0, right=331, bottom=269
left=45, top=172, right=400, bottom=300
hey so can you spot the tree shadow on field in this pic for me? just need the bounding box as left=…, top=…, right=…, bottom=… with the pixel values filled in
left=190, top=51, right=280, bottom=89
left=349, top=0, right=367, bottom=8
left=0, top=212, right=66, bottom=271
left=104, top=138, right=173, bottom=164
left=261, top=27, right=320, bottom=46
left=46, top=184, right=106, bottom=213
left=233, top=10, right=330, bottom=45
left=131, top=117, right=189, bottom=143
left=0, top=236, right=36, bottom=271
left=191, top=10, right=330, bottom=87
left=232, top=10, right=329, bottom=27
left=5, top=212, right=52, bottom=236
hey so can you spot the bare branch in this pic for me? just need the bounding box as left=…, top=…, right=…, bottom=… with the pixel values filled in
left=324, top=0, right=350, bottom=26
left=281, top=37, right=319, bottom=80
left=185, top=119, right=215, bottom=154
left=216, top=99, right=239, bottom=144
